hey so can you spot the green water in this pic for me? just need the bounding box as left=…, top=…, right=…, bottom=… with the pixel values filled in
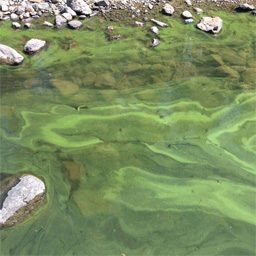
left=0, top=10, right=255, bottom=255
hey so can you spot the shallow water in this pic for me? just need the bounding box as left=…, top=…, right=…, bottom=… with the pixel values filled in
left=0, top=10, right=256, bottom=255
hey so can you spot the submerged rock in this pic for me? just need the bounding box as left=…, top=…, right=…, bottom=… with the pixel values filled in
left=197, top=16, right=223, bottom=34
left=24, top=38, right=46, bottom=54
left=185, top=18, right=194, bottom=24
left=68, top=20, right=82, bottom=29
left=43, top=21, right=54, bottom=28
left=151, top=18, right=168, bottom=27
left=0, top=175, right=46, bottom=229
left=135, top=21, right=144, bottom=27
left=236, top=4, right=255, bottom=12
left=151, top=38, right=160, bottom=47
left=150, top=26, right=159, bottom=34
left=162, top=4, right=174, bottom=16
left=0, top=44, right=24, bottom=65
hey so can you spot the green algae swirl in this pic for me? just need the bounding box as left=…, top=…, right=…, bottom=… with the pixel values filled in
left=0, top=10, right=256, bottom=256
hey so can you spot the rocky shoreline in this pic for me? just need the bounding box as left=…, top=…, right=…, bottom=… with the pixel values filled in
left=0, top=0, right=255, bottom=25
left=0, top=0, right=255, bottom=65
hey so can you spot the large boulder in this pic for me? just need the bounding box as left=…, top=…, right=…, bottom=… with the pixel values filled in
left=68, top=0, right=92, bottom=15
left=197, top=16, right=223, bottom=34
left=0, top=44, right=24, bottom=65
left=24, top=39, right=46, bottom=54
left=162, top=4, right=174, bottom=16
left=0, top=175, right=46, bottom=229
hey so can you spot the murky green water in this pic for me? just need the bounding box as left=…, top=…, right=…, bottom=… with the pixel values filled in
left=0, top=10, right=256, bottom=255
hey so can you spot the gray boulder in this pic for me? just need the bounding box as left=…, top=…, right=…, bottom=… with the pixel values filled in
left=68, top=0, right=92, bottom=15
left=0, top=175, right=45, bottom=228
left=162, top=4, right=174, bottom=16
left=24, top=38, right=46, bottom=54
left=236, top=4, right=255, bottom=12
left=0, top=44, right=24, bottom=65
left=68, top=20, right=82, bottom=29
left=55, top=14, right=67, bottom=28
left=197, top=16, right=223, bottom=34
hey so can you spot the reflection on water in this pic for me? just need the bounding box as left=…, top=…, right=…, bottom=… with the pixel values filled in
left=0, top=11, right=255, bottom=256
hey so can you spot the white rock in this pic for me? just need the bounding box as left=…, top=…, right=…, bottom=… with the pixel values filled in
left=62, top=12, right=72, bottom=21
left=24, top=23, right=34, bottom=29
left=43, top=21, right=54, bottom=28
left=182, top=10, right=192, bottom=19
left=0, top=44, right=24, bottom=65
left=135, top=21, right=144, bottom=27
left=68, top=20, right=82, bottom=29
left=185, top=0, right=192, bottom=6
left=10, top=13, right=19, bottom=20
left=236, top=3, right=255, bottom=12
left=197, top=16, right=223, bottom=34
left=151, top=38, right=160, bottom=47
left=12, top=22, right=21, bottom=29
left=37, top=3, right=49, bottom=10
left=194, top=7, right=203, bottom=14
left=162, top=3, right=174, bottom=16
left=151, top=18, right=168, bottom=27
left=1, top=4, right=8, bottom=11
left=64, top=6, right=77, bottom=17
left=0, top=175, right=45, bottom=225
left=68, top=0, right=92, bottom=15
left=24, top=38, right=46, bottom=53
left=150, top=26, right=158, bottom=34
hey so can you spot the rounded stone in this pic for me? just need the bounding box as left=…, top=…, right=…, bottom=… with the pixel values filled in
left=68, top=20, right=82, bottom=30
left=24, top=38, right=46, bottom=54
left=182, top=10, right=193, bottom=19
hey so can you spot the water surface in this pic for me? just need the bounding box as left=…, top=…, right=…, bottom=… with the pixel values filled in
left=0, top=10, right=255, bottom=255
